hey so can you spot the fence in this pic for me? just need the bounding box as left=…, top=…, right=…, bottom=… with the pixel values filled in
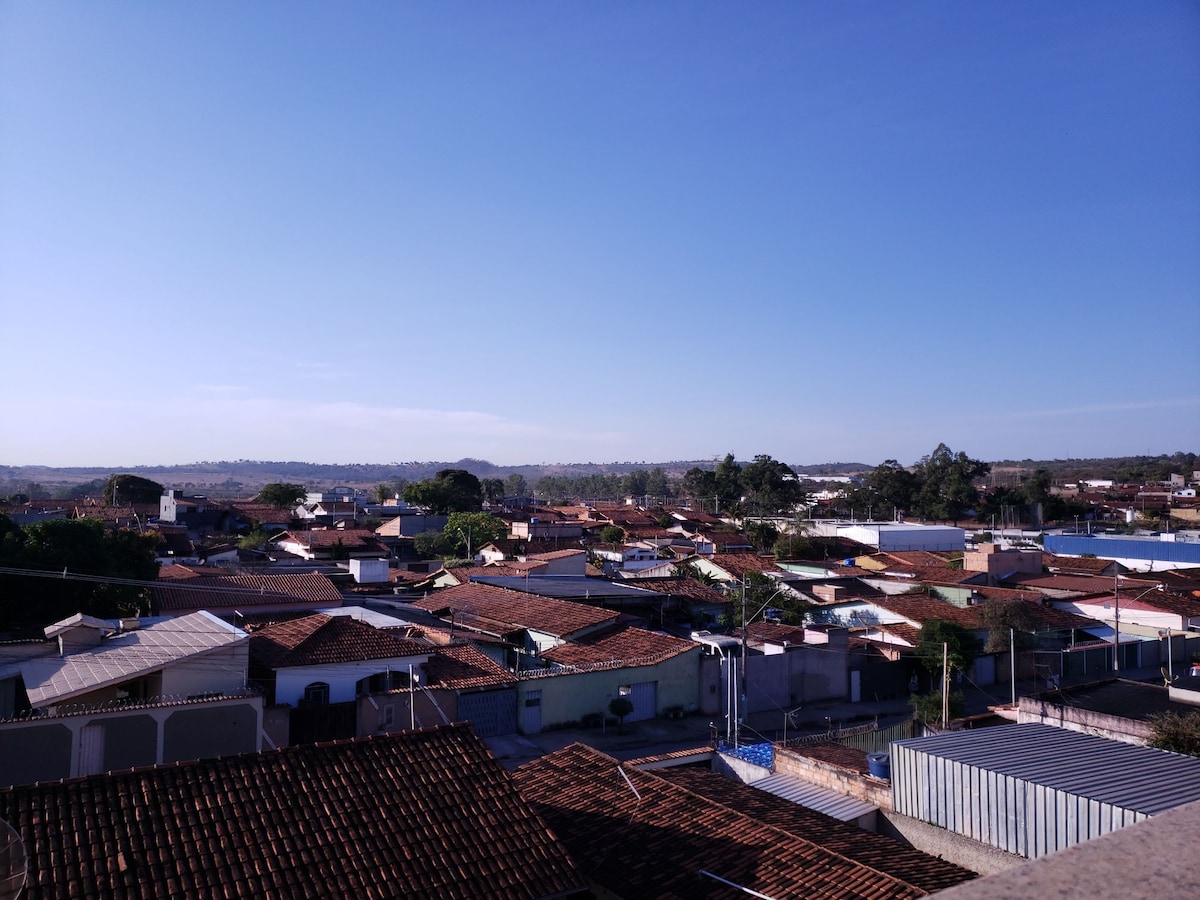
left=780, top=716, right=917, bottom=754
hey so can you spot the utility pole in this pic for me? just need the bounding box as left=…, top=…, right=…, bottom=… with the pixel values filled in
left=1010, top=627, right=1017, bottom=707
left=1113, top=571, right=1120, bottom=673
left=942, top=642, right=949, bottom=729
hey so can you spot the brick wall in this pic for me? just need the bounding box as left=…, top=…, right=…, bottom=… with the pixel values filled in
left=773, top=748, right=893, bottom=810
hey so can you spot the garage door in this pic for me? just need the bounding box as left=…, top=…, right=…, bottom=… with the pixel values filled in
left=625, top=681, right=657, bottom=723
left=457, top=689, right=517, bottom=738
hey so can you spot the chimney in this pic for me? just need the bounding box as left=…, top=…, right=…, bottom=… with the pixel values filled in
left=813, top=584, right=844, bottom=603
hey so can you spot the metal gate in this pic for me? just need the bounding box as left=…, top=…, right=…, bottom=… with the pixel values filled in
left=625, top=681, right=657, bottom=723
left=290, top=701, right=356, bottom=745
left=520, top=690, right=542, bottom=734
left=457, top=689, right=517, bottom=737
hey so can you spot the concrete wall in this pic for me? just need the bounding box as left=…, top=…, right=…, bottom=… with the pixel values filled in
left=0, top=696, right=263, bottom=787
left=274, top=654, right=431, bottom=706
left=1017, top=696, right=1152, bottom=745
left=773, top=747, right=893, bottom=810
left=516, top=648, right=702, bottom=732
left=160, top=645, right=249, bottom=697
left=880, top=810, right=1025, bottom=875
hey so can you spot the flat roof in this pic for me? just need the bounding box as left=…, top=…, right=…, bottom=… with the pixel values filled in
left=470, top=574, right=667, bottom=602
left=893, top=723, right=1200, bottom=815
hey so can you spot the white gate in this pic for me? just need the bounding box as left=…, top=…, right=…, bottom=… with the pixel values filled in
left=520, top=690, right=542, bottom=734
left=625, top=681, right=657, bottom=723
left=79, top=724, right=104, bottom=776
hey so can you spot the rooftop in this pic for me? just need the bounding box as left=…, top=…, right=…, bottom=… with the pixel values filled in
left=249, top=613, right=429, bottom=668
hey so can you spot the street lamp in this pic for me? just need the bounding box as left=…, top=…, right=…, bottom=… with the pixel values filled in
left=1113, top=582, right=1164, bottom=673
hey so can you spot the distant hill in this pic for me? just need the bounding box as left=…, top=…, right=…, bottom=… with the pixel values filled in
left=2, top=451, right=1192, bottom=500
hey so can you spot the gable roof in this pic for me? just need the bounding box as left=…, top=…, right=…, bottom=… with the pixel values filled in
left=249, top=614, right=429, bottom=668
left=151, top=571, right=343, bottom=613
left=515, top=743, right=937, bottom=899
left=0, top=725, right=585, bottom=899
left=424, top=643, right=517, bottom=691
left=656, top=767, right=976, bottom=894
left=539, top=626, right=696, bottom=668
left=19, top=612, right=246, bottom=707
left=707, top=552, right=787, bottom=580
left=410, top=582, right=619, bottom=639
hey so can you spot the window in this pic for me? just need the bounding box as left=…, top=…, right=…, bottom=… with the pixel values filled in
left=380, top=704, right=395, bottom=729
left=302, top=681, right=330, bottom=705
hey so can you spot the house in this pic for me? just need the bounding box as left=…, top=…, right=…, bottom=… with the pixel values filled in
left=962, top=543, right=1042, bottom=583
left=836, top=523, right=966, bottom=552
left=150, top=570, right=344, bottom=618
left=249, top=613, right=432, bottom=707
left=0, top=724, right=587, bottom=899
left=514, top=743, right=972, bottom=898
left=589, top=541, right=662, bottom=575
left=159, top=489, right=228, bottom=529
left=0, top=611, right=260, bottom=786
left=272, top=528, right=388, bottom=561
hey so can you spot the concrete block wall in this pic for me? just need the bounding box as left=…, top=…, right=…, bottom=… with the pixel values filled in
left=773, top=748, right=893, bottom=809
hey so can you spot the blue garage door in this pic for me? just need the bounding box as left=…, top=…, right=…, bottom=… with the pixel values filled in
left=626, top=681, right=657, bottom=723
left=457, top=689, right=518, bottom=738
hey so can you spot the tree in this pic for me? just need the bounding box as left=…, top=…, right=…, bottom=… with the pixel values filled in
left=914, top=444, right=990, bottom=523
left=258, top=483, right=307, bottom=509
left=0, top=515, right=159, bottom=629
left=237, top=528, right=271, bottom=551
left=504, top=473, right=528, bottom=497
left=443, top=512, right=507, bottom=558
left=608, top=696, right=634, bottom=734
left=714, top=454, right=743, bottom=513
left=105, top=474, right=165, bottom=506
left=1148, top=710, right=1200, bottom=757
left=740, top=455, right=807, bottom=515
left=480, top=478, right=505, bottom=506
left=403, top=469, right=483, bottom=514
left=681, top=467, right=718, bottom=511
left=413, top=530, right=452, bottom=559
left=914, top=619, right=979, bottom=676
left=849, top=459, right=919, bottom=519
left=599, top=525, right=625, bottom=544
left=746, top=520, right=779, bottom=552
left=645, top=467, right=671, bottom=500
left=621, top=469, right=650, bottom=499
left=373, top=483, right=395, bottom=504
left=978, top=599, right=1038, bottom=653
left=910, top=690, right=965, bottom=726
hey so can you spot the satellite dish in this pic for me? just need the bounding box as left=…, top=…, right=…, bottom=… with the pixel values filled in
left=0, top=818, right=26, bottom=900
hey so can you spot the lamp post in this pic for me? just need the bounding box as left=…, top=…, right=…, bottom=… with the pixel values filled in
left=1113, top=582, right=1163, bottom=673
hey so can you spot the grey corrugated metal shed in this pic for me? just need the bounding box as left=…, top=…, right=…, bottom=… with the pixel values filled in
left=891, top=723, right=1200, bottom=859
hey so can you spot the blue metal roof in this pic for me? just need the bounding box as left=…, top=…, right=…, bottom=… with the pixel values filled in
left=1045, top=535, right=1200, bottom=565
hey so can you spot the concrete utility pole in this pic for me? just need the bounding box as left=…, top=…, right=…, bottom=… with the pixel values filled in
left=1010, top=628, right=1017, bottom=707
left=942, top=642, right=949, bottom=728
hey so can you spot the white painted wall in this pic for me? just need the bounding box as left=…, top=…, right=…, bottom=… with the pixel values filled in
left=160, top=645, right=249, bottom=696
left=275, top=654, right=430, bottom=706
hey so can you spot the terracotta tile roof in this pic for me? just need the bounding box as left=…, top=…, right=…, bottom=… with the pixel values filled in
left=1076, top=587, right=1200, bottom=618
left=279, top=528, right=384, bottom=550
left=1007, top=573, right=1159, bottom=594
left=744, top=621, right=810, bottom=646
left=878, top=550, right=957, bottom=567
left=874, top=622, right=922, bottom=645
left=1042, top=553, right=1117, bottom=575
left=515, top=744, right=937, bottom=899
left=595, top=508, right=660, bottom=527
left=656, top=767, right=977, bottom=894
left=789, top=740, right=872, bottom=774
left=526, top=549, right=587, bottom=561
left=1, top=724, right=585, bottom=899
left=425, top=643, right=517, bottom=690
left=616, top=576, right=729, bottom=604
left=411, top=582, right=619, bottom=638
left=710, top=552, right=787, bottom=579
left=249, top=613, right=429, bottom=668
left=540, top=626, right=696, bottom=667
left=152, top=571, right=343, bottom=612
left=884, top=565, right=984, bottom=584
left=877, top=594, right=984, bottom=628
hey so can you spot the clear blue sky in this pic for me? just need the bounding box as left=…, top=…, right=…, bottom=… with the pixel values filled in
left=2, top=2, right=1197, bottom=468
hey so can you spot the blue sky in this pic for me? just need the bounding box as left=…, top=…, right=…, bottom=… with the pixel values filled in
left=2, top=2, right=1197, bottom=469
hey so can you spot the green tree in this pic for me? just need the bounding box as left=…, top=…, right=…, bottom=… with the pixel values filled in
left=258, top=483, right=308, bottom=509
left=681, top=467, right=718, bottom=511
left=373, top=483, right=395, bottom=504
left=714, top=453, right=743, bottom=514
left=481, top=478, right=505, bottom=506
left=105, top=474, right=165, bottom=506
left=914, top=619, right=979, bottom=675
left=645, top=467, right=671, bottom=500
left=910, top=690, right=965, bottom=726
left=237, top=528, right=271, bottom=550
left=746, top=520, right=779, bottom=552
left=740, top=455, right=807, bottom=515
left=609, top=696, right=635, bottom=734
left=403, top=469, right=483, bottom=514
left=599, top=525, right=625, bottom=544
left=443, top=512, right=507, bottom=557
left=848, top=459, right=919, bottom=519
left=0, top=515, right=159, bottom=628
left=978, top=599, right=1038, bottom=653
left=504, top=473, right=528, bottom=497
left=1148, top=710, right=1200, bottom=757
left=621, top=469, right=650, bottom=499
left=914, top=444, right=990, bottom=523
left=413, top=530, right=452, bottom=559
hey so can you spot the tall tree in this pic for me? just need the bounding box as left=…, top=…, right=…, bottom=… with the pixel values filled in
left=258, top=483, right=308, bottom=509
left=443, top=512, right=508, bottom=557
left=0, top=515, right=159, bottom=628
left=740, top=455, right=807, bottom=515
left=914, top=619, right=979, bottom=675
left=105, top=474, right=165, bottom=506
left=480, top=478, right=505, bottom=506
left=504, top=473, right=528, bottom=497
left=403, top=469, right=483, bottom=514
left=914, top=444, right=990, bottom=523
left=713, top=453, right=743, bottom=514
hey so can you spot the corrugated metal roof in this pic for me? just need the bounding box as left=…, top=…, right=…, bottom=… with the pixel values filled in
left=893, top=723, right=1200, bottom=815
left=21, top=611, right=247, bottom=707
left=471, top=575, right=666, bottom=602
left=750, top=772, right=879, bottom=822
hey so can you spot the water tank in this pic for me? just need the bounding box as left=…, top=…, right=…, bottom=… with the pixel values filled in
left=866, top=751, right=891, bottom=780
